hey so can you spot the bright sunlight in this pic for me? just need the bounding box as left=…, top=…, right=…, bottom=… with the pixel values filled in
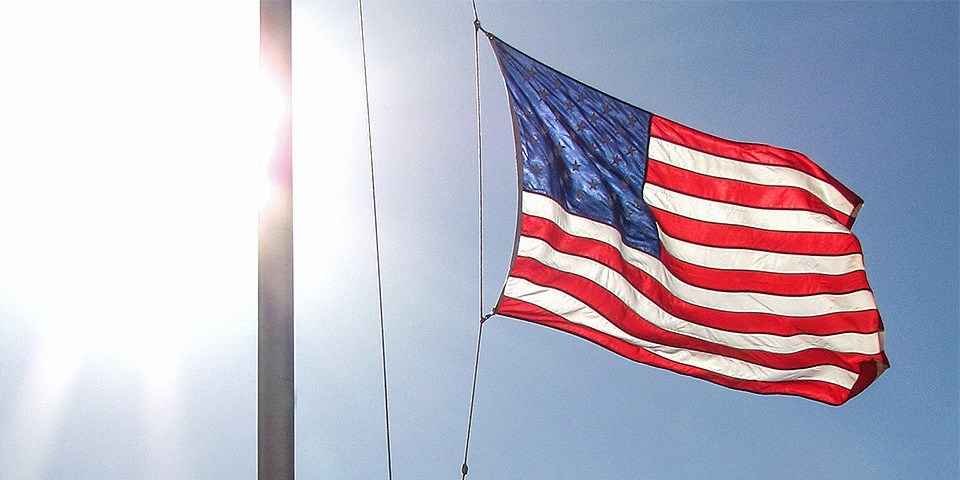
left=0, top=2, right=258, bottom=478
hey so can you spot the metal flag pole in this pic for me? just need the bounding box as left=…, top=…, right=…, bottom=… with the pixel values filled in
left=259, top=1, right=294, bottom=479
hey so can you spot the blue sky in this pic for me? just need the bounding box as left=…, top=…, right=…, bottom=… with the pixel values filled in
left=1, top=1, right=957, bottom=479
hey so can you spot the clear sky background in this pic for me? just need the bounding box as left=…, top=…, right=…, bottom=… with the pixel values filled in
left=0, top=1, right=957, bottom=479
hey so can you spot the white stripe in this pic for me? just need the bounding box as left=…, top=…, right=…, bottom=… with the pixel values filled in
left=519, top=234, right=877, bottom=323
left=642, top=183, right=850, bottom=233
left=658, top=227, right=865, bottom=275
left=521, top=192, right=878, bottom=317
left=513, top=238, right=881, bottom=355
left=502, top=276, right=859, bottom=389
left=648, top=137, right=857, bottom=217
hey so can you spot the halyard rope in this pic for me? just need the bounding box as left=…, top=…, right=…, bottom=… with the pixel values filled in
left=461, top=4, right=489, bottom=478
left=358, top=1, right=394, bottom=478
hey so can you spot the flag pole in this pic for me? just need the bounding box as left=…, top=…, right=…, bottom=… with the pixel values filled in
left=259, top=1, right=294, bottom=479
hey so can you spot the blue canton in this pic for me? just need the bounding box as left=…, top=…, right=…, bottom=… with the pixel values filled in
left=491, top=36, right=660, bottom=257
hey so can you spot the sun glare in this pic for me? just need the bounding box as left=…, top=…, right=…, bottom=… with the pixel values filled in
left=259, top=70, right=288, bottom=208
left=0, top=3, right=259, bottom=476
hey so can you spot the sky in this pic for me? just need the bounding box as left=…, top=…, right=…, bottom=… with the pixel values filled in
left=0, top=1, right=957, bottom=479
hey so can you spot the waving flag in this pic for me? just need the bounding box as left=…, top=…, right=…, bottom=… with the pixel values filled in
left=488, top=33, right=888, bottom=405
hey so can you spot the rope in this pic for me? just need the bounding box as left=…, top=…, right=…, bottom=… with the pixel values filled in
left=358, top=1, right=393, bottom=479
left=461, top=3, right=487, bottom=478
left=473, top=0, right=483, bottom=325
left=461, top=312, right=492, bottom=479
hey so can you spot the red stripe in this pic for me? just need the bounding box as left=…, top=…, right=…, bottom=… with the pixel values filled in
left=650, top=208, right=864, bottom=256
left=506, top=256, right=879, bottom=371
left=520, top=215, right=882, bottom=335
left=659, top=247, right=870, bottom=296
left=650, top=115, right=863, bottom=224
left=496, top=296, right=857, bottom=405
left=646, top=158, right=852, bottom=226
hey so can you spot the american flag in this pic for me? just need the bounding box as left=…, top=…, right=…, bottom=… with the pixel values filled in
left=488, top=34, right=888, bottom=405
